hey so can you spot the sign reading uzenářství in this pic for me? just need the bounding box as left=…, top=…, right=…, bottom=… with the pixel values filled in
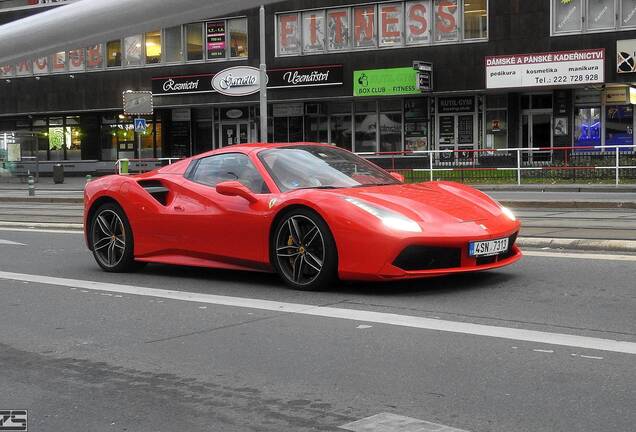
left=486, top=49, right=605, bottom=89
left=354, top=67, right=419, bottom=97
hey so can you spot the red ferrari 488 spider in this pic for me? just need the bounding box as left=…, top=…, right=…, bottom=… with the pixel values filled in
left=84, top=143, right=521, bottom=290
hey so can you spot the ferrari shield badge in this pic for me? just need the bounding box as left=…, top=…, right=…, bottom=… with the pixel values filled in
left=268, top=198, right=278, bottom=209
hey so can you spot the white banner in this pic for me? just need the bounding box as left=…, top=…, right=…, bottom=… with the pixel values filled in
left=486, top=49, right=605, bottom=89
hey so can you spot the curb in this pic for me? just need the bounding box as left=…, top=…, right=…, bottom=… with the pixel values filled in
left=0, top=221, right=83, bottom=230
left=0, top=197, right=83, bottom=204
left=499, top=200, right=636, bottom=209
left=517, top=237, right=636, bottom=253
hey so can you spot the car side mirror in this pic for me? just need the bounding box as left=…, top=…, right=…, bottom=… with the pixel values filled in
left=216, top=181, right=258, bottom=203
left=389, top=172, right=405, bottom=183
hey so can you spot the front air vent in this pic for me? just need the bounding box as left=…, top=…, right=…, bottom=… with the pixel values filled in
left=393, top=246, right=462, bottom=271
left=138, top=180, right=170, bottom=206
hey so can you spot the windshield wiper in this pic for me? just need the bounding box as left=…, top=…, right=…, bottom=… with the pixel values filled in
left=296, top=186, right=340, bottom=190
left=351, top=183, right=396, bottom=188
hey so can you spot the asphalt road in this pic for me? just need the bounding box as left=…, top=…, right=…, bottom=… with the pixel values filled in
left=0, top=229, right=635, bottom=432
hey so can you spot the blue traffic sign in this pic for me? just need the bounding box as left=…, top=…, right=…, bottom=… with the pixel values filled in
left=134, top=118, right=147, bottom=133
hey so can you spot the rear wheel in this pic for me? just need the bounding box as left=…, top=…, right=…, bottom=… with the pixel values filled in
left=90, top=203, right=139, bottom=272
left=271, top=209, right=337, bottom=291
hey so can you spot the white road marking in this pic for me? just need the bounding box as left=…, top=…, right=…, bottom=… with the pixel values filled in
left=356, top=325, right=373, bottom=329
left=580, top=355, right=604, bottom=360
left=533, top=349, right=554, bottom=354
left=0, top=270, right=635, bottom=355
left=524, top=250, right=636, bottom=262
left=340, top=413, right=470, bottom=432
left=0, top=239, right=25, bottom=245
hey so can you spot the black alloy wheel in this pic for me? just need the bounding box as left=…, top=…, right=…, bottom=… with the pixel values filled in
left=272, top=209, right=337, bottom=290
left=90, top=203, right=138, bottom=272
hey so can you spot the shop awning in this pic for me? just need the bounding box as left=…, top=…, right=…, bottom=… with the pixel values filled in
left=0, top=0, right=279, bottom=66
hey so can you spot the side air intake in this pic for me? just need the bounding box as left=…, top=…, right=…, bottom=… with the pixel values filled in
left=138, top=180, right=170, bottom=206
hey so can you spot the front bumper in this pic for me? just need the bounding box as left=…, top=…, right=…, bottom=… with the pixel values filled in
left=337, top=228, right=522, bottom=281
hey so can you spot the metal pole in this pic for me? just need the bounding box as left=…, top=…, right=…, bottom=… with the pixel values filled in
left=616, top=148, right=620, bottom=186
left=259, top=5, right=268, bottom=143
left=517, top=149, right=522, bottom=186
left=429, top=151, right=434, bottom=182
left=137, top=133, right=142, bottom=173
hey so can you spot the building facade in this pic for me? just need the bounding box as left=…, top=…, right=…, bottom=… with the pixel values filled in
left=1, top=0, right=636, bottom=173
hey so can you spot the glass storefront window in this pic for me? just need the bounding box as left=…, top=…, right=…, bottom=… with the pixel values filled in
left=355, top=113, right=378, bottom=153
left=353, top=5, right=377, bottom=48
left=434, top=0, right=459, bottom=42
left=303, top=10, right=326, bottom=53
left=379, top=3, right=404, bottom=47
left=605, top=105, right=634, bottom=147
left=164, top=26, right=183, bottom=63
left=106, top=40, right=122, bottom=67
left=207, top=21, right=227, bottom=60
left=575, top=107, right=601, bottom=148
left=33, top=57, right=48, bottom=75
left=278, top=13, right=301, bottom=55
left=186, top=23, right=204, bottom=61
left=124, top=35, right=143, bottom=67
left=145, top=30, right=162, bottom=64
left=331, top=115, right=352, bottom=150
left=486, top=110, right=508, bottom=149
left=621, top=0, right=636, bottom=27
left=405, top=1, right=431, bottom=45
left=553, top=0, right=583, bottom=33
left=86, top=44, right=104, bottom=69
left=588, top=0, right=615, bottom=29
left=380, top=112, right=402, bottom=152
left=68, top=49, right=85, bottom=72
left=326, top=8, right=351, bottom=51
left=50, top=52, right=67, bottom=73
left=229, top=18, right=248, bottom=58
left=463, top=0, right=487, bottom=39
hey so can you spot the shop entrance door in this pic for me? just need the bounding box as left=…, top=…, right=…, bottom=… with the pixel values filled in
left=437, top=114, right=476, bottom=163
left=221, top=123, right=250, bottom=147
left=521, top=111, right=552, bottom=162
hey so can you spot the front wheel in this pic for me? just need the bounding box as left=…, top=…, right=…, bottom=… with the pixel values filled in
left=90, top=203, right=138, bottom=272
left=271, top=209, right=338, bottom=291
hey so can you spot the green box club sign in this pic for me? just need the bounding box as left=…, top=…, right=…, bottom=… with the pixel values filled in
left=353, top=67, right=419, bottom=97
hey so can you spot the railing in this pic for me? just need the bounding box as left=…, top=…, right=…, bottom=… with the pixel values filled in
left=115, top=157, right=182, bottom=175
left=357, top=145, right=636, bottom=186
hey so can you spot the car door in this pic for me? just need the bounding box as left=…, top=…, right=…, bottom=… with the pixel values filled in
left=176, top=152, right=273, bottom=267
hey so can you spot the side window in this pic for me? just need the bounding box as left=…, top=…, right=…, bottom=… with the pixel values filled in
left=190, top=153, right=270, bottom=194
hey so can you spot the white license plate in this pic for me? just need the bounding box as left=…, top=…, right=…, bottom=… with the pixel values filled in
left=469, top=238, right=509, bottom=257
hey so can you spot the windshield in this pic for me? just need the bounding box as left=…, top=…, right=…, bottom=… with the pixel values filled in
left=258, top=145, right=399, bottom=192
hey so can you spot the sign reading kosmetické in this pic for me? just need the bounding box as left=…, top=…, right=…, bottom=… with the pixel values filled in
left=486, top=49, right=605, bottom=89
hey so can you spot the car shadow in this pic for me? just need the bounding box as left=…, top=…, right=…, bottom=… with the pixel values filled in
left=335, top=271, right=517, bottom=297
left=135, top=263, right=516, bottom=298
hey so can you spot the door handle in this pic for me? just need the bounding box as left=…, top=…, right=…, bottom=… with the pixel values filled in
left=174, top=205, right=185, bottom=211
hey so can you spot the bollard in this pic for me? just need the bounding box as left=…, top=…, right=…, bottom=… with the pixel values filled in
left=28, top=175, right=35, bottom=197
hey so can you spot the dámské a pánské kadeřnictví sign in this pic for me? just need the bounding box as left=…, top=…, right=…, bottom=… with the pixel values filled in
left=485, top=49, right=605, bottom=90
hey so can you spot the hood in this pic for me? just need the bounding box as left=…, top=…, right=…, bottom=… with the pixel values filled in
left=338, top=182, right=502, bottom=223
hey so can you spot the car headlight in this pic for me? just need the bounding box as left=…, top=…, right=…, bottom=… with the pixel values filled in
left=344, top=197, right=422, bottom=233
left=501, top=206, right=516, bottom=221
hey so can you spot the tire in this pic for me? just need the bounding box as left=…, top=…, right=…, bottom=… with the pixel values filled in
left=271, top=208, right=338, bottom=291
left=89, top=202, right=139, bottom=273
